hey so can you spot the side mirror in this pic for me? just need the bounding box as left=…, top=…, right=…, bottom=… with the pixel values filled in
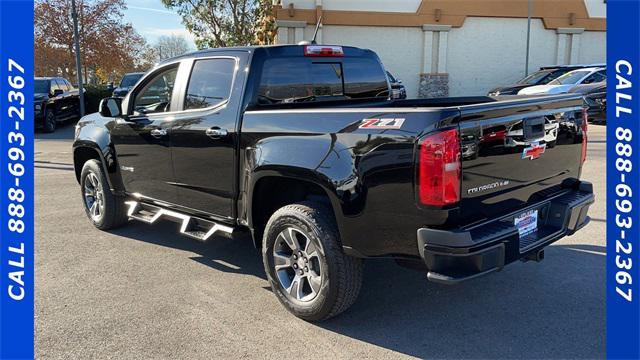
left=99, top=97, right=123, bottom=118
left=53, top=89, right=64, bottom=96
left=397, top=79, right=403, bottom=84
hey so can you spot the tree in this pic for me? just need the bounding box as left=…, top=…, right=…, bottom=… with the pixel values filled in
left=35, top=0, right=149, bottom=83
left=254, top=0, right=275, bottom=45
left=154, top=35, right=192, bottom=61
left=162, top=0, right=274, bottom=49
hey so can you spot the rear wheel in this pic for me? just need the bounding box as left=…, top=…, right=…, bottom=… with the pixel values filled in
left=43, top=109, right=56, bottom=133
left=262, top=201, right=363, bottom=321
left=80, top=159, right=128, bottom=230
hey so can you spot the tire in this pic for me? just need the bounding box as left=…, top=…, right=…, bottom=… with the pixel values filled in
left=262, top=201, right=363, bottom=321
left=43, top=109, right=56, bottom=133
left=80, top=159, right=128, bottom=230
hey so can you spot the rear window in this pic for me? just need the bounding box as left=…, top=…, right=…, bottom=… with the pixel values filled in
left=120, top=73, right=144, bottom=87
left=517, top=70, right=552, bottom=85
left=548, top=70, right=590, bottom=85
left=257, top=57, right=388, bottom=105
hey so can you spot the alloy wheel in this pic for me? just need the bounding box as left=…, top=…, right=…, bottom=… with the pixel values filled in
left=45, top=112, right=56, bottom=132
left=83, top=172, right=104, bottom=221
left=272, top=227, right=323, bottom=302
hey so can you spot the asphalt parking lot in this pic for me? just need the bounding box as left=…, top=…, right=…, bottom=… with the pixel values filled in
left=35, top=122, right=606, bottom=359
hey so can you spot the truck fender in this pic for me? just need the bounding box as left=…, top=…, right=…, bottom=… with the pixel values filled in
left=245, top=167, right=349, bottom=245
left=243, top=136, right=364, bottom=249
left=72, top=123, right=125, bottom=195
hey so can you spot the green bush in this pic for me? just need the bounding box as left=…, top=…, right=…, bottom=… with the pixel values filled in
left=83, top=84, right=113, bottom=113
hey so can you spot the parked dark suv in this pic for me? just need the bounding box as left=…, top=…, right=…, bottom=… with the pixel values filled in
left=488, top=64, right=606, bottom=96
left=34, top=77, right=81, bottom=133
left=112, top=72, right=145, bottom=97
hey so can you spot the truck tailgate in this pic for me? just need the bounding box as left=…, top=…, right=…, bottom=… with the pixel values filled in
left=457, top=94, right=586, bottom=224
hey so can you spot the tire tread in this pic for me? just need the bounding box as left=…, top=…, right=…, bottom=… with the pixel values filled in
left=263, top=201, right=362, bottom=321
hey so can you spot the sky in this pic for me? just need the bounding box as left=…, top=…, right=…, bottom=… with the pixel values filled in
left=123, top=0, right=197, bottom=49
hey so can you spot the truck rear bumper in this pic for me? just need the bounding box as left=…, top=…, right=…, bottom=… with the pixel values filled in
left=417, top=181, right=594, bottom=285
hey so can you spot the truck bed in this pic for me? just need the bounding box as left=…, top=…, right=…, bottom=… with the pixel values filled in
left=241, top=93, right=586, bottom=257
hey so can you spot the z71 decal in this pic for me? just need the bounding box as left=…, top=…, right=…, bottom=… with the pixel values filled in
left=359, top=118, right=405, bottom=129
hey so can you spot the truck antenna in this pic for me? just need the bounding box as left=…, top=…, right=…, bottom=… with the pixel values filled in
left=311, top=16, right=322, bottom=44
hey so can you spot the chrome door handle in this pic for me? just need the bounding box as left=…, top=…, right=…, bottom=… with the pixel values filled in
left=205, top=127, right=228, bottom=139
left=150, top=128, right=167, bottom=138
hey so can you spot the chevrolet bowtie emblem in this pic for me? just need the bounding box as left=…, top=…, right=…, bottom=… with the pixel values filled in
left=522, top=143, right=546, bottom=160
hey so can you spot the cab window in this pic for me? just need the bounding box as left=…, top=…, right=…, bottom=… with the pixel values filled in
left=132, top=66, right=178, bottom=115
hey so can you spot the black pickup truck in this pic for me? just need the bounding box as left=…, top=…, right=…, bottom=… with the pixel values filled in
left=73, top=45, right=593, bottom=321
left=35, top=77, right=81, bottom=132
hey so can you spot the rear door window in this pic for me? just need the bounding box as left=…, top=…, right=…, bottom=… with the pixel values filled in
left=184, top=58, right=236, bottom=110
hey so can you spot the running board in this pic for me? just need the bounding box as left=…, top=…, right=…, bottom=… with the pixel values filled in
left=125, top=201, right=234, bottom=242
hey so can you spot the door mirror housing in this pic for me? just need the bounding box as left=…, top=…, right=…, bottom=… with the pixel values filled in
left=99, top=97, right=123, bottom=118
left=52, top=89, right=64, bottom=97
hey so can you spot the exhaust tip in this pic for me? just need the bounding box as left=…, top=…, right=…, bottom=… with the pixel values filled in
left=524, top=250, right=545, bottom=262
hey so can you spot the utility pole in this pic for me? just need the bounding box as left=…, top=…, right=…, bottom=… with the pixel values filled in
left=524, top=0, right=532, bottom=76
left=71, top=0, right=85, bottom=116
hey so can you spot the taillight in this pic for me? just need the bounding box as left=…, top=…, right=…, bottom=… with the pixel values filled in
left=581, top=108, right=588, bottom=164
left=418, top=128, right=461, bottom=206
left=304, top=45, right=344, bottom=57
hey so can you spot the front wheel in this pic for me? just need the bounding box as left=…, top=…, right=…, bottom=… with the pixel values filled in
left=80, top=159, right=128, bottom=230
left=43, top=109, right=56, bottom=133
left=262, top=201, right=363, bottom=321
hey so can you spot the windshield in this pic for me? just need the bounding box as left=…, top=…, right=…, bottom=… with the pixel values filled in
left=517, top=70, right=551, bottom=85
left=120, top=73, right=143, bottom=87
left=548, top=70, right=590, bottom=85
left=35, top=80, right=49, bottom=94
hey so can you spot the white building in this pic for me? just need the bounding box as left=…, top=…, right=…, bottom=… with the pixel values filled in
left=274, top=0, right=606, bottom=97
